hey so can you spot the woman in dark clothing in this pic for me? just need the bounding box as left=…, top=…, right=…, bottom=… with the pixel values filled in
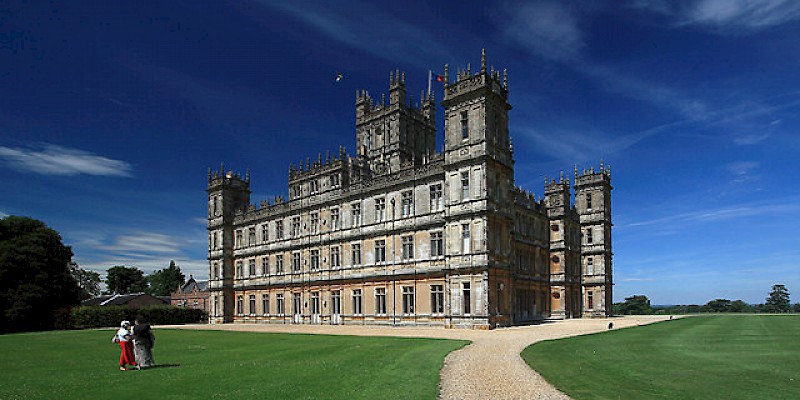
left=132, top=316, right=156, bottom=369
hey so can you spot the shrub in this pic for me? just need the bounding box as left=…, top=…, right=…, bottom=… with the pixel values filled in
left=70, top=305, right=207, bottom=329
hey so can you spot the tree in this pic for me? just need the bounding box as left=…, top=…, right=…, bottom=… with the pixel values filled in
left=703, top=299, right=732, bottom=313
left=0, top=216, right=82, bottom=332
left=69, top=262, right=101, bottom=300
left=793, top=303, right=800, bottom=313
left=105, top=266, right=148, bottom=294
left=615, top=295, right=652, bottom=315
left=729, top=300, right=752, bottom=313
left=146, top=260, right=185, bottom=296
left=764, top=284, right=791, bottom=313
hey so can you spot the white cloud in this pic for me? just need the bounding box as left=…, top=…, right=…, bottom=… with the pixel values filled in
left=502, top=1, right=584, bottom=61
left=98, top=232, right=184, bottom=258
left=0, top=144, right=133, bottom=177
left=637, top=0, right=800, bottom=33
left=257, top=2, right=456, bottom=66
left=0, top=210, right=8, bottom=218
left=726, top=161, right=759, bottom=183
left=622, top=199, right=800, bottom=230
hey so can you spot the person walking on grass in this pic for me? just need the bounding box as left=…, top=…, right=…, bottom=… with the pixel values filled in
left=114, top=320, right=137, bottom=371
left=132, top=316, right=156, bottom=369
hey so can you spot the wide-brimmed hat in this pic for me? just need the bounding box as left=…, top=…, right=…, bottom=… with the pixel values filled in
left=120, top=320, right=131, bottom=327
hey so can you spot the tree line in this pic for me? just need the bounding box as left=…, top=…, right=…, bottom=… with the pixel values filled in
left=1, top=216, right=189, bottom=333
left=614, top=284, right=798, bottom=315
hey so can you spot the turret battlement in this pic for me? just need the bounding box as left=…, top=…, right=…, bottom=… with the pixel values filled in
left=443, top=49, right=508, bottom=102
left=355, top=71, right=435, bottom=125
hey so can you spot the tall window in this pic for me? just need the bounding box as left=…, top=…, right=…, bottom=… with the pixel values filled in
left=402, top=286, right=415, bottom=314
left=235, top=261, right=243, bottom=278
left=310, top=249, right=320, bottom=270
left=310, top=180, right=319, bottom=194
left=276, top=220, right=284, bottom=239
left=311, top=292, right=320, bottom=314
left=375, top=198, right=386, bottom=222
left=587, top=291, right=594, bottom=310
left=462, top=224, right=471, bottom=253
left=236, top=296, right=244, bottom=316
left=401, top=235, right=414, bottom=260
left=261, top=294, right=269, bottom=316
left=212, top=262, right=219, bottom=279
left=248, top=227, right=256, bottom=246
left=461, top=171, right=470, bottom=200
left=328, top=246, right=340, bottom=268
left=431, top=285, right=444, bottom=314
left=587, top=257, right=594, bottom=275
left=330, top=173, right=340, bottom=188
left=248, top=259, right=256, bottom=276
left=331, top=208, right=340, bottom=230
left=235, top=230, right=243, bottom=248
left=586, top=193, right=593, bottom=210
left=276, top=255, right=284, bottom=274
left=352, top=289, right=363, bottom=315
left=351, top=203, right=361, bottom=226
left=276, top=294, right=285, bottom=315
left=249, top=294, right=256, bottom=315
left=261, top=256, right=269, bottom=276
left=291, top=217, right=301, bottom=237
left=214, top=297, right=219, bottom=317
left=430, top=231, right=443, bottom=257
left=586, top=228, right=593, bottom=244
left=462, top=283, right=471, bottom=315
left=375, top=240, right=386, bottom=263
left=331, top=290, right=341, bottom=314
left=292, top=252, right=301, bottom=272
left=429, top=184, right=443, bottom=211
left=293, top=293, right=302, bottom=315
left=401, top=191, right=413, bottom=217
left=261, top=224, right=269, bottom=243
left=310, top=212, right=319, bottom=234
left=351, top=243, right=362, bottom=265
left=375, top=288, right=387, bottom=315
left=460, top=111, right=469, bottom=140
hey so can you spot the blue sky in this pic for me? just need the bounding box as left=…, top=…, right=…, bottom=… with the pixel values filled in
left=2, top=0, right=799, bottom=305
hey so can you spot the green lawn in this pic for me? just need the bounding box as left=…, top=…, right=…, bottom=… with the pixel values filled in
left=0, top=328, right=468, bottom=400
left=522, top=315, right=800, bottom=400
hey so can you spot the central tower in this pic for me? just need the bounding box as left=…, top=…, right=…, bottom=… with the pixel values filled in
left=355, top=70, right=436, bottom=175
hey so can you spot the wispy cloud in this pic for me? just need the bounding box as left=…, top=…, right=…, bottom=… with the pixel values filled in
left=622, top=200, right=800, bottom=230
left=0, top=144, right=133, bottom=177
left=74, top=230, right=209, bottom=279
left=726, top=161, right=759, bottom=183
left=637, top=0, right=800, bottom=33
left=257, top=1, right=456, bottom=66
left=98, top=232, right=184, bottom=258
left=0, top=210, right=8, bottom=218
left=515, top=125, right=655, bottom=164
left=502, top=1, right=584, bottom=61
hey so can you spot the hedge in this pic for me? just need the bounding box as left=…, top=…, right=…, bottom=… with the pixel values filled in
left=70, top=305, right=208, bottom=329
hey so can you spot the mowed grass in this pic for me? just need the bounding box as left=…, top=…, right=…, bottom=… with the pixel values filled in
left=522, top=315, right=800, bottom=400
left=0, top=328, right=468, bottom=400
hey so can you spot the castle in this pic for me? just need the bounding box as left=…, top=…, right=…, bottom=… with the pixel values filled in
left=207, top=51, right=612, bottom=328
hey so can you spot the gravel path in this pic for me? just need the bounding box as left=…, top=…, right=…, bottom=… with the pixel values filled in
left=163, top=315, right=673, bottom=399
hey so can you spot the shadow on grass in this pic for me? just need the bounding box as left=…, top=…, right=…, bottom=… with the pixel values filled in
left=138, top=364, right=180, bottom=370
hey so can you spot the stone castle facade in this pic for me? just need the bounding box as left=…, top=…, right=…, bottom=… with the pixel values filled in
left=207, top=51, right=612, bottom=328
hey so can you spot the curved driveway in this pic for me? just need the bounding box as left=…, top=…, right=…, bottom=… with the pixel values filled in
left=165, top=315, right=672, bottom=399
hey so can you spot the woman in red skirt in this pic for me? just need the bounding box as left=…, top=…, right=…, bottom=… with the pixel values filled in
left=115, top=320, right=137, bottom=371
